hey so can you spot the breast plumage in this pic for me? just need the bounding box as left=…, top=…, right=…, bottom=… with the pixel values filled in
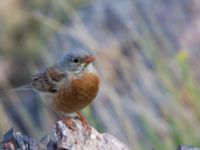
left=52, top=72, right=100, bottom=113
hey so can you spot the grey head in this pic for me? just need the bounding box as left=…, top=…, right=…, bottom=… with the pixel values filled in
left=57, top=48, right=95, bottom=74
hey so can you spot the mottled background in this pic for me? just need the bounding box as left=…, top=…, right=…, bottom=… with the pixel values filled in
left=0, top=0, right=200, bottom=149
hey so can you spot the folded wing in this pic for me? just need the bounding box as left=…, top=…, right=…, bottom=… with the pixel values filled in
left=31, top=67, right=66, bottom=93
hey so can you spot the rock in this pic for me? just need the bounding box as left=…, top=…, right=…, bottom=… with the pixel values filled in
left=177, top=145, right=200, bottom=150
left=0, top=118, right=129, bottom=150
left=54, top=119, right=129, bottom=150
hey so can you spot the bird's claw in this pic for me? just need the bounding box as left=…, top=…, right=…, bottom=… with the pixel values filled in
left=81, top=118, right=92, bottom=135
left=76, top=112, right=92, bottom=135
left=63, top=118, right=76, bottom=131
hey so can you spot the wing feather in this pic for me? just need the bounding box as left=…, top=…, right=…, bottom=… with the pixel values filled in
left=31, top=67, right=66, bottom=93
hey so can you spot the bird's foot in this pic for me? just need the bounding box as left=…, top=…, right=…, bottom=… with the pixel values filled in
left=76, top=112, right=92, bottom=135
left=62, top=117, right=76, bottom=131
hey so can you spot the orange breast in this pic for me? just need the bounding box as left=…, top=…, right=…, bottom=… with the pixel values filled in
left=52, top=73, right=100, bottom=113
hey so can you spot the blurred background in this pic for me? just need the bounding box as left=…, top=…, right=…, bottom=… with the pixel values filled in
left=0, top=0, right=200, bottom=149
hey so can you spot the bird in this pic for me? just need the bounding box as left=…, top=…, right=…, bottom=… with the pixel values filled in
left=30, top=48, right=100, bottom=134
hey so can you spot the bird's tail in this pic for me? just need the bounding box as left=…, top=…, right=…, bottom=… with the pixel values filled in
left=0, top=84, right=34, bottom=94
left=12, top=84, right=33, bottom=92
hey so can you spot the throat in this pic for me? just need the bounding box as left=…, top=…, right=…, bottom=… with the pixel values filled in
left=74, top=63, right=87, bottom=75
left=74, top=63, right=95, bottom=75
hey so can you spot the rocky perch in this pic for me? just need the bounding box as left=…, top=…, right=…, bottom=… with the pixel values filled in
left=0, top=118, right=199, bottom=150
left=0, top=118, right=129, bottom=150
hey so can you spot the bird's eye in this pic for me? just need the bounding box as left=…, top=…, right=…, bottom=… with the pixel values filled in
left=72, top=58, right=79, bottom=63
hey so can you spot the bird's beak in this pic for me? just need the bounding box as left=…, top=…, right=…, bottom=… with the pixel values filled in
left=83, top=55, right=95, bottom=64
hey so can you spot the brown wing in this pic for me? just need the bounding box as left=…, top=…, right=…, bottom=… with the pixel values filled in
left=31, top=66, right=66, bottom=93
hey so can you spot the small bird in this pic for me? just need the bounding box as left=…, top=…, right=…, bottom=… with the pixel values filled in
left=31, top=48, right=100, bottom=133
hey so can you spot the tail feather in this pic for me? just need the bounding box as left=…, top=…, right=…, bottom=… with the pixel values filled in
left=12, top=84, right=34, bottom=91
left=0, top=84, right=34, bottom=94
